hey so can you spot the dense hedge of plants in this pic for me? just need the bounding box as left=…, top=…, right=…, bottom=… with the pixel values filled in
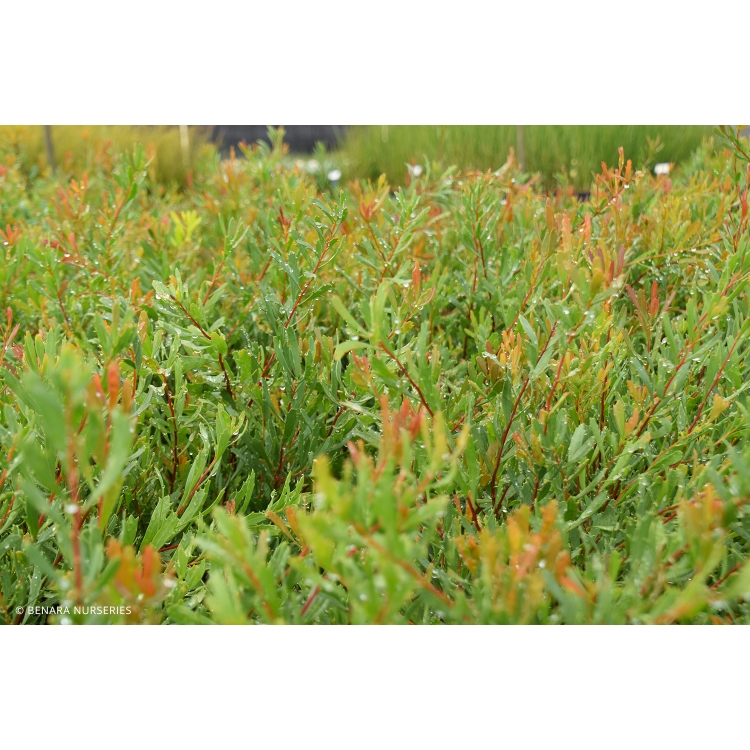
left=2, top=128, right=750, bottom=624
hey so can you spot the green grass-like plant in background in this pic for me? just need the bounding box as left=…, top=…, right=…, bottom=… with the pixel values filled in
left=337, top=125, right=714, bottom=190
left=2, top=127, right=750, bottom=624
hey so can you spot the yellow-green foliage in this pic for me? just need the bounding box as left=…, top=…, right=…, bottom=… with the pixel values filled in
left=0, top=125, right=210, bottom=188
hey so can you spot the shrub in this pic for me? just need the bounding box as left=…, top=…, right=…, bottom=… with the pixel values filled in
left=1, top=129, right=750, bottom=624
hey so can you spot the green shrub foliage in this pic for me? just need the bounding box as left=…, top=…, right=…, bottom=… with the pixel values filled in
left=2, top=128, right=750, bottom=624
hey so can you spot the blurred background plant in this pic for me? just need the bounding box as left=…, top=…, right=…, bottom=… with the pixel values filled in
left=0, top=125, right=717, bottom=193
left=336, top=125, right=715, bottom=190
left=0, top=125, right=212, bottom=188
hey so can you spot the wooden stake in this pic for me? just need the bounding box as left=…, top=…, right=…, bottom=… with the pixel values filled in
left=43, top=125, right=55, bottom=170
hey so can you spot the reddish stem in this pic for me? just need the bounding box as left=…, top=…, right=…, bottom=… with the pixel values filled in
left=378, top=342, right=434, bottom=417
left=686, top=335, right=742, bottom=434
left=490, top=322, right=557, bottom=504
left=177, top=456, right=218, bottom=515
left=300, top=586, right=320, bottom=617
left=285, top=219, right=341, bottom=328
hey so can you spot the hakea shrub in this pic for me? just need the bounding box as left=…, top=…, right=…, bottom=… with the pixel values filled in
left=2, top=128, right=750, bottom=623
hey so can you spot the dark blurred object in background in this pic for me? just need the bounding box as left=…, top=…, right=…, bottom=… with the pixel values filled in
left=210, top=126, right=347, bottom=154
